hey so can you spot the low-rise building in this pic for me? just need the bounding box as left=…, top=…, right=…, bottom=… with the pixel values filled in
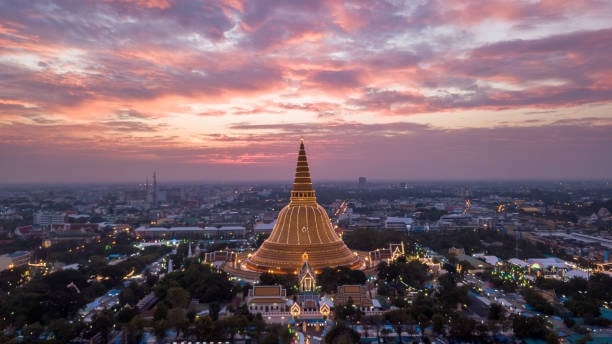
left=384, top=216, right=414, bottom=231
left=334, top=285, right=374, bottom=312
left=254, top=221, right=275, bottom=234
left=135, top=226, right=205, bottom=238
left=203, top=225, right=246, bottom=238
left=246, top=285, right=290, bottom=314
left=0, top=250, right=31, bottom=271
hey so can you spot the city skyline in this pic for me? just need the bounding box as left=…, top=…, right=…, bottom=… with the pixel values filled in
left=1, top=1, right=611, bottom=183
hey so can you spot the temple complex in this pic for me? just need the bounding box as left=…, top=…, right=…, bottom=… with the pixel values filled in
left=243, top=139, right=362, bottom=274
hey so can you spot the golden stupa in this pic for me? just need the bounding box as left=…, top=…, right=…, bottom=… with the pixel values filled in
left=244, top=139, right=362, bottom=274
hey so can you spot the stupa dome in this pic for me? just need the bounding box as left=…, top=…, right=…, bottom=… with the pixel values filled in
left=244, top=139, right=361, bottom=273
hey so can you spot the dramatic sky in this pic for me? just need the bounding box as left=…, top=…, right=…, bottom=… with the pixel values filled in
left=1, top=0, right=611, bottom=183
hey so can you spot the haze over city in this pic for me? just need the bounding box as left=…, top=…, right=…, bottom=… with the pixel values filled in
left=1, top=1, right=611, bottom=183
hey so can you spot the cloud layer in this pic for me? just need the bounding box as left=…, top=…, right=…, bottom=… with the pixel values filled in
left=0, top=0, right=611, bottom=182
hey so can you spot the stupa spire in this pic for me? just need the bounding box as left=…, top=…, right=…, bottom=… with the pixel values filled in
left=290, top=138, right=316, bottom=203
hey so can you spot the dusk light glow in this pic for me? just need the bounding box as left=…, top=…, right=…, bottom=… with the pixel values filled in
left=0, top=0, right=611, bottom=183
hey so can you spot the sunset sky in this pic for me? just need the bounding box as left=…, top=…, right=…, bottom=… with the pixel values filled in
left=1, top=0, right=611, bottom=183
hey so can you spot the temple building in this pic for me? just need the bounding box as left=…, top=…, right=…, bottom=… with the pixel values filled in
left=246, top=253, right=334, bottom=324
left=246, top=285, right=290, bottom=315
left=334, top=285, right=375, bottom=312
left=298, top=252, right=317, bottom=292
left=243, top=139, right=362, bottom=274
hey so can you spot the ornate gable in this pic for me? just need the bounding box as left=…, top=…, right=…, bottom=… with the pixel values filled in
left=298, top=252, right=317, bottom=292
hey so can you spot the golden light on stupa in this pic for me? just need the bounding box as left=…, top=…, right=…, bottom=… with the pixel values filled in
left=243, top=138, right=362, bottom=273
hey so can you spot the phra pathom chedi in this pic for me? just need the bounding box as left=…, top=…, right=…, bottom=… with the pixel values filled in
left=243, top=138, right=362, bottom=274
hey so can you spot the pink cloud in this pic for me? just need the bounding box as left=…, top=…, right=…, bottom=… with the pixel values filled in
left=0, top=1, right=611, bottom=182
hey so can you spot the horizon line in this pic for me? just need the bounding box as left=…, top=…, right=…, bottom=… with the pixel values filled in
left=0, top=177, right=610, bottom=187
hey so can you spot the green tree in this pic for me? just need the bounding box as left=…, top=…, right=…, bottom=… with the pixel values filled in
left=489, top=303, right=506, bottom=321
left=417, top=313, right=430, bottom=331
left=154, top=302, right=168, bottom=321
left=343, top=228, right=406, bottom=251
left=523, top=289, right=557, bottom=315
left=385, top=309, right=413, bottom=338
left=209, top=302, right=221, bottom=321
left=116, top=306, right=140, bottom=323
left=546, top=332, right=560, bottom=344
left=334, top=297, right=363, bottom=322
left=362, top=314, right=382, bottom=341
left=247, top=316, right=267, bottom=343
left=318, top=266, right=367, bottom=293
left=49, top=318, right=83, bottom=343
left=218, top=315, right=248, bottom=341
left=154, top=263, right=233, bottom=303
left=377, top=259, right=429, bottom=295
left=126, top=315, right=145, bottom=344
left=437, top=273, right=468, bottom=309
left=449, top=315, right=476, bottom=340
left=324, top=323, right=360, bottom=344
left=90, top=310, right=115, bottom=343
left=195, top=316, right=218, bottom=341
left=167, top=307, right=189, bottom=338
left=119, top=287, right=136, bottom=306
left=258, top=272, right=298, bottom=294
left=22, top=322, right=44, bottom=342
left=588, top=273, right=611, bottom=301
left=512, top=315, right=549, bottom=339
left=261, top=324, right=291, bottom=344
left=431, top=313, right=445, bottom=334
left=165, top=286, right=191, bottom=308
left=153, top=319, right=167, bottom=342
left=565, top=296, right=601, bottom=317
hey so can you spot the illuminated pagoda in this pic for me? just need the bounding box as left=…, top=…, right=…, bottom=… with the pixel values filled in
left=243, top=139, right=362, bottom=274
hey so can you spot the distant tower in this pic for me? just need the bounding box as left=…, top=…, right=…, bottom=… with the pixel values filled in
left=358, top=177, right=367, bottom=188
left=145, top=176, right=153, bottom=203
left=167, top=258, right=173, bottom=273
left=187, top=243, right=193, bottom=258
left=153, top=171, right=158, bottom=204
